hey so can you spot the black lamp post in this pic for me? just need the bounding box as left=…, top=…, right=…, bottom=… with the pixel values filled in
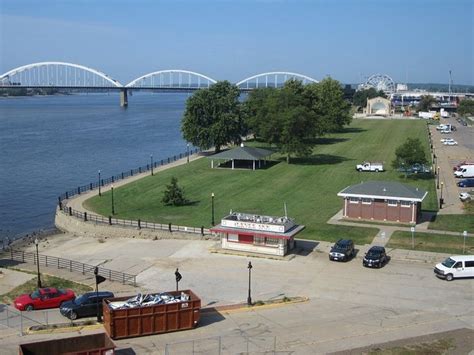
left=187, top=143, right=190, bottom=163
left=247, top=261, right=252, bottom=306
left=150, top=154, right=154, bottom=176
left=111, top=185, right=115, bottom=215
left=34, top=238, right=42, bottom=288
left=440, top=182, right=444, bottom=209
left=211, top=192, right=215, bottom=226
left=98, top=170, right=101, bottom=197
left=437, top=166, right=440, bottom=189
left=94, top=267, right=106, bottom=322
left=433, top=155, right=437, bottom=174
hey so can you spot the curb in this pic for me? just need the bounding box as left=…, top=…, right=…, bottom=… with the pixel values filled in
left=202, top=296, right=309, bottom=315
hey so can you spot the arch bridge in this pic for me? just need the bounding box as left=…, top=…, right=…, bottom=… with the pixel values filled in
left=0, top=62, right=319, bottom=106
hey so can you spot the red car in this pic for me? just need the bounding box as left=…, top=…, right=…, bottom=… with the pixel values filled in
left=14, top=287, right=76, bottom=311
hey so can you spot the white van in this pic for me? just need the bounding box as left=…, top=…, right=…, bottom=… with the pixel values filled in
left=434, top=255, right=474, bottom=281
left=454, top=165, right=474, bottom=178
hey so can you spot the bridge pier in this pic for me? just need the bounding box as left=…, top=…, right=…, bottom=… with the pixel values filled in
left=120, top=89, right=128, bottom=107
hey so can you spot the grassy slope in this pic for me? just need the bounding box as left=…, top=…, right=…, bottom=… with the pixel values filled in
left=84, top=120, right=436, bottom=243
left=387, top=231, right=474, bottom=254
left=1, top=273, right=92, bottom=304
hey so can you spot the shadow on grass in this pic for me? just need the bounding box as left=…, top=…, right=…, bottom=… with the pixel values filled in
left=308, top=137, right=349, bottom=145
left=397, top=173, right=435, bottom=181
left=286, top=154, right=351, bottom=166
left=341, top=127, right=367, bottom=134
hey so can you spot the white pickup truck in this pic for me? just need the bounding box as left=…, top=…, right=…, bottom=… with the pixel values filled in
left=356, top=162, right=384, bottom=172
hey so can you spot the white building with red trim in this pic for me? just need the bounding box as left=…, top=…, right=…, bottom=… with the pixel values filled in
left=210, top=212, right=305, bottom=256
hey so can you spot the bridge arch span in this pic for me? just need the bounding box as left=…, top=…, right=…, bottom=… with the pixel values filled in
left=126, top=70, right=217, bottom=88
left=236, top=71, right=319, bottom=89
left=0, top=62, right=123, bottom=87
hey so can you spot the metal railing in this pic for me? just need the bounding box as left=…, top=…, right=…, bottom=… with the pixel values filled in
left=58, top=148, right=200, bottom=202
left=61, top=205, right=210, bottom=236
left=5, top=249, right=136, bottom=286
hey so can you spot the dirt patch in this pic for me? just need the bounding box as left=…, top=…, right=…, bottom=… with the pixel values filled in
left=331, top=328, right=473, bottom=355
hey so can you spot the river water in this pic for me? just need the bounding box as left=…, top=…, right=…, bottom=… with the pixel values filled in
left=0, top=93, right=190, bottom=240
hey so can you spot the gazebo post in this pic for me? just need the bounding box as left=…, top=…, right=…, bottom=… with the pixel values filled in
left=211, top=160, right=214, bottom=169
left=232, top=159, right=234, bottom=169
left=258, top=160, right=261, bottom=168
left=253, top=160, right=255, bottom=170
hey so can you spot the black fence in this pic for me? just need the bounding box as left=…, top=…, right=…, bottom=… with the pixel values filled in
left=6, top=249, right=136, bottom=286
left=58, top=148, right=200, bottom=202
left=61, top=205, right=210, bottom=236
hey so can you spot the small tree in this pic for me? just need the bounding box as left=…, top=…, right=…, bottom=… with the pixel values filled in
left=162, top=177, right=188, bottom=206
left=392, top=138, right=428, bottom=177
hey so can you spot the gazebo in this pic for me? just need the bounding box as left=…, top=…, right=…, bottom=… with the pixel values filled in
left=208, top=145, right=273, bottom=170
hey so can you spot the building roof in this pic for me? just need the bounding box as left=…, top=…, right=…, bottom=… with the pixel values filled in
left=208, top=146, right=273, bottom=161
left=337, top=181, right=427, bottom=202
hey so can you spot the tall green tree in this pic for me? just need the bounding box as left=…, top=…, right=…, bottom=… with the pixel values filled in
left=391, top=138, right=428, bottom=176
left=457, top=99, right=474, bottom=116
left=305, top=78, right=352, bottom=132
left=417, top=95, right=437, bottom=112
left=181, top=81, right=245, bottom=152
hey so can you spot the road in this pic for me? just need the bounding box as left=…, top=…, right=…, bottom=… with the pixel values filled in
left=1, top=236, right=473, bottom=354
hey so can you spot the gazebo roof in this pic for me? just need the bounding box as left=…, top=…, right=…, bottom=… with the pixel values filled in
left=337, top=181, right=427, bottom=202
left=208, top=146, right=273, bottom=161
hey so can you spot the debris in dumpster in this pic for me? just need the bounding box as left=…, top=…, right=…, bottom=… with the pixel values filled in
left=107, top=292, right=190, bottom=310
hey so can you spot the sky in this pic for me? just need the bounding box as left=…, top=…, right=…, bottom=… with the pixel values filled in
left=0, top=0, right=473, bottom=85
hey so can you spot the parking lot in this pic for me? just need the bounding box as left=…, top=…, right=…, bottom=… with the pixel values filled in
left=1, top=235, right=473, bottom=354
left=431, top=117, right=474, bottom=213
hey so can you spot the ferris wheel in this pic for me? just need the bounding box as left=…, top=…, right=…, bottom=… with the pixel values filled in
left=364, top=74, right=396, bottom=94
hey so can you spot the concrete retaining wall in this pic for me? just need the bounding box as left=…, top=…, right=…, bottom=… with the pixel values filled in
left=55, top=209, right=218, bottom=241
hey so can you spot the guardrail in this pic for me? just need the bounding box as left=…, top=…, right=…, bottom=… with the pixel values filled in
left=6, top=249, right=136, bottom=286
left=61, top=205, right=210, bottom=236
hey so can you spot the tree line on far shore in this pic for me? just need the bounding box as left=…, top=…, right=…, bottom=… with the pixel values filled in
left=181, top=78, right=352, bottom=163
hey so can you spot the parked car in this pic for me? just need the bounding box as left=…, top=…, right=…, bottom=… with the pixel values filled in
left=454, top=166, right=474, bottom=178
left=443, top=140, right=458, bottom=146
left=457, top=179, right=474, bottom=188
left=363, top=246, right=388, bottom=268
left=434, top=255, right=474, bottom=281
left=440, top=138, right=454, bottom=143
left=329, top=239, right=354, bottom=261
left=60, top=291, right=114, bottom=320
left=459, top=192, right=472, bottom=202
left=14, top=287, right=75, bottom=311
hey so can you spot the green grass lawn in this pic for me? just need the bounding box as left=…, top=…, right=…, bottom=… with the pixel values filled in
left=387, top=231, right=474, bottom=254
left=1, top=272, right=92, bottom=305
left=429, top=214, right=474, bottom=233
left=84, top=120, right=437, bottom=244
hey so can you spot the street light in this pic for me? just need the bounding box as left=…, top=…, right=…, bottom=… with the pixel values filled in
left=247, top=261, right=253, bottom=306
left=211, top=192, right=215, bottom=226
left=34, top=238, right=42, bottom=288
left=187, top=143, right=190, bottom=163
left=98, top=170, right=102, bottom=197
left=433, top=155, right=437, bottom=174
left=463, top=231, right=468, bottom=254
left=440, top=182, right=444, bottom=209
left=111, top=185, right=115, bottom=215
left=437, top=166, right=440, bottom=189
left=410, top=226, right=415, bottom=249
left=150, top=154, right=154, bottom=176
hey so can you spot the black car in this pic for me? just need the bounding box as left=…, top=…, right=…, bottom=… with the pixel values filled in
left=329, top=239, right=354, bottom=261
left=60, top=291, right=114, bottom=320
left=457, top=179, right=474, bottom=188
left=363, top=246, right=387, bottom=268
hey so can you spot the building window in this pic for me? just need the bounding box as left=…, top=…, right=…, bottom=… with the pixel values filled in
left=265, top=237, right=280, bottom=246
left=361, top=198, right=372, bottom=205
left=349, top=197, right=359, bottom=204
left=227, top=234, right=238, bottom=242
left=400, top=200, right=411, bottom=208
left=254, top=236, right=265, bottom=245
left=387, top=200, right=398, bottom=206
